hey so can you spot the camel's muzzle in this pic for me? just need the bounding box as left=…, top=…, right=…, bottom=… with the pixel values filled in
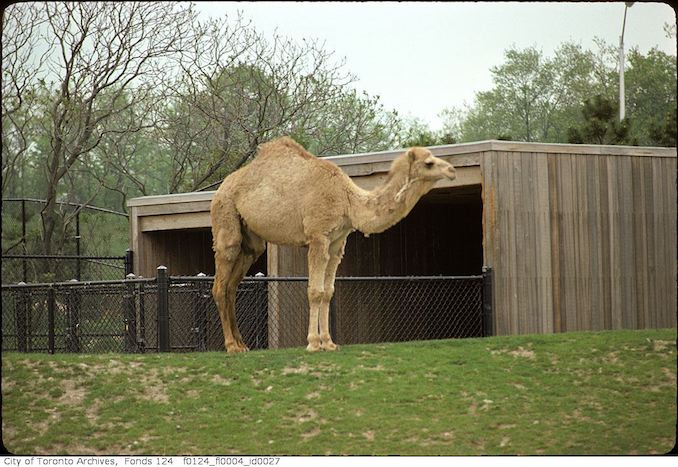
left=445, top=165, right=457, bottom=181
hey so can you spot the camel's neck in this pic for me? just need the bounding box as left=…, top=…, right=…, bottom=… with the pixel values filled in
left=348, top=169, right=435, bottom=235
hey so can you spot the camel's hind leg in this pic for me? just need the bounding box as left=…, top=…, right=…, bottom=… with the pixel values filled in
left=211, top=199, right=250, bottom=353
left=223, top=226, right=266, bottom=351
left=213, top=246, right=243, bottom=352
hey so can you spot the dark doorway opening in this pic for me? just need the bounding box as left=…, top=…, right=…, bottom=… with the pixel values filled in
left=338, top=185, right=483, bottom=276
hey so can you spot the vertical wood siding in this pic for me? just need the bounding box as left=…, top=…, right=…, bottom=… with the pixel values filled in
left=482, top=150, right=677, bottom=335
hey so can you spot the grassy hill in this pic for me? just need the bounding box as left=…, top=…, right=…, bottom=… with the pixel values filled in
left=2, top=328, right=676, bottom=455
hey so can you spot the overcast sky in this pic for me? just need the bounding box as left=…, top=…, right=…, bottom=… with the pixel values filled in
left=195, top=1, right=677, bottom=131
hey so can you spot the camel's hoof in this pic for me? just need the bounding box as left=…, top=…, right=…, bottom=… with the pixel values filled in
left=227, top=344, right=249, bottom=353
left=321, top=342, right=339, bottom=351
left=306, top=343, right=322, bottom=352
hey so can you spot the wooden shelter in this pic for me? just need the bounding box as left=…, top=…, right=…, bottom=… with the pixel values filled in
left=128, top=140, right=677, bottom=336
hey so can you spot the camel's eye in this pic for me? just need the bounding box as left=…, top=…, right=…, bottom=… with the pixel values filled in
left=425, top=160, right=435, bottom=168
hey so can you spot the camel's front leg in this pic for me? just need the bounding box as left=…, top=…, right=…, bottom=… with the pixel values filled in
left=306, top=239, right=330, bottom=352
left=318, top=236, right=347, bottom=351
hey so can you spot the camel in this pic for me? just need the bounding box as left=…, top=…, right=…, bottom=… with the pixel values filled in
left=210, top=137, right=456, bottom=353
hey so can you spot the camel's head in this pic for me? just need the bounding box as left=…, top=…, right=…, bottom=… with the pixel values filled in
left=404, top=147, right=457, bottom=182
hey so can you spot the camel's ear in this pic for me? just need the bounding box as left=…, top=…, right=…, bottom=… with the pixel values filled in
left=407, top=148, right=416, bottom=163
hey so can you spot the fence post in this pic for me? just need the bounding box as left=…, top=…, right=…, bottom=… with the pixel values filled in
left=124, top=273, right=138, bottom=352
left=15, top=283, right=28, bottom=352
left=47, top=286, right=56, bottom=354
left=254, top=272, right=267, bottom=350
left=21, top=199, right=27, bottom=283
left=66, top=279, right=81, bottom=353
left=124, top=249, right=134, bottom=277
left=482, top=266, right=494, bottom=337
left=157, top=266, right=170, bottom=352
left=193, top=273, right=208, bottom=351
left=138, top=278, right=146, bottom=353
left=75, top=211, right=81, bottom=281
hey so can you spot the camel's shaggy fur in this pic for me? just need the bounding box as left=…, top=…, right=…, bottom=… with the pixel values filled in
left=210, top=137, right=456, bottom=352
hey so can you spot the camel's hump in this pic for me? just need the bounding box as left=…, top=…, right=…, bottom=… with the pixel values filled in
left=256, top=136, right=315, bottom=161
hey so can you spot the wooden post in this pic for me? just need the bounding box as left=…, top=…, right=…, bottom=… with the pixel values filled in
left=124, top=249, right=134, bottom=277
left=267, top=244, right=280, bottom=349
left=482, top=266, right=494, bottom=337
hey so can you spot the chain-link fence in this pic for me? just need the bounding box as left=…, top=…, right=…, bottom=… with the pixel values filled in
left=1, top=269, right=492, bottom=353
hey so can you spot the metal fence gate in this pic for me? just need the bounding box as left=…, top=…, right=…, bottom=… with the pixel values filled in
left=1, top=267, right=493, bottom=353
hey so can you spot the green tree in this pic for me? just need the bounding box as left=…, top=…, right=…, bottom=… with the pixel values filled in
left=459, top=87, right=516, bottom=142
left=624, top=47, right=677, bottom=146
left=399, top=117, right=456, bottom=148
left=546, top=41, right=617, bottom=141
left=458, top=42, right=618, bottom=143
left=438, top=106, right=466, bottom=143
left=443, top=39, right=675, bottom=147
left=566, top=94, right=632, bottom=145
left=648, top=107, right=677, bottom=147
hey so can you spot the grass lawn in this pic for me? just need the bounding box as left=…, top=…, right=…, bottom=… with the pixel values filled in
left=1, top=328, right=675, bottom=455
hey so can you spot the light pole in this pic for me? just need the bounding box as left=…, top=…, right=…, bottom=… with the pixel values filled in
left=619, top=2, right=634, bottom=121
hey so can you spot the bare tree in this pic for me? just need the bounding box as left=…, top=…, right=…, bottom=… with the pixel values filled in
left=289, top=89, right=401, bottom=156
left=160, top=14, right=356, bottom=192
left=8, top=2, right=195, bottom=254
left=1, top=3, right=50, bottom=197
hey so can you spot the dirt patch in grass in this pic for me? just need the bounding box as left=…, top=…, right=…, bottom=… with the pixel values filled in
left=85, top=399, right=103, bottom=423
left=603, top=351, right=620, bottom=364
left=211, top=374, right=233, bottom=386
left=498, top=424, right=517, bottom=430
left=362, top=430, right=375, bottom=442
left=58, top=380, right=86, bottom=407
left=651, top=340, right=674, bottom=352
left=2, top=379, right=16, bottom=391
left=282, top=362, right=338, bottom=377
left=661, top=367, right=676, bottom=384
left=294, top=408, right=319, bottom=424
left=490, top=346, right=536, bottom=360
left=348, top=380, right=365, bottom=390
left=138, top=369, right=170, bottom=403
left=301, top=427, right=321, bottom=441
left=509, top=347, right=536, bottom=360
left=282, top=363, right=311, bottom=375
left=355, top=364, right=386, bottom=371
left=106, top=359, right=127, bottom=375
